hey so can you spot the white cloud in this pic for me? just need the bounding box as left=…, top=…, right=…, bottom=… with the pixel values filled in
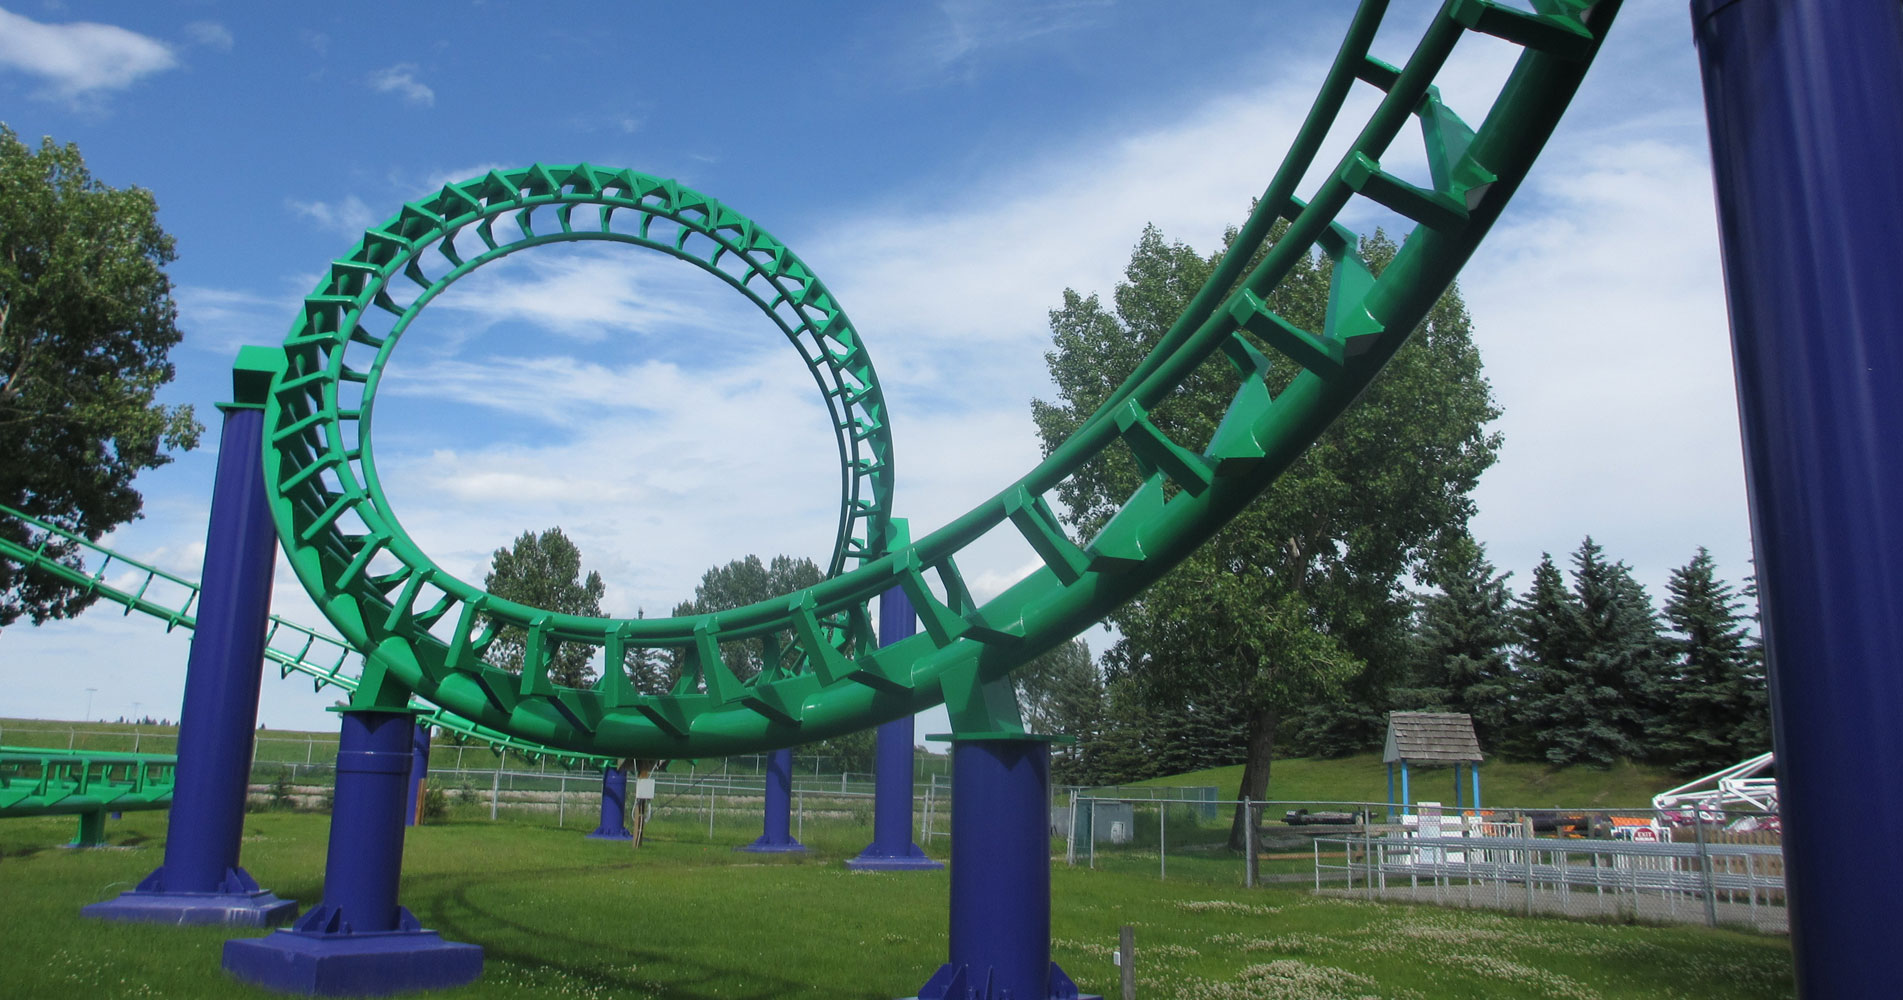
left=174, top=285, right=297, bottom=354
left=420, top=162, right=511, bottom=194
left=364, top=345, right=846, bottom=621
left=929, top=0, right=1110, bottom=73
left=420, top=251, right=739, bottom=344
left=0, top=7, right=176, bottom=101
left=184, top=21, right=233, bottom=52
left=369, top=62, right=434, bottom=107
left=287, top=195, right=378, bottom=236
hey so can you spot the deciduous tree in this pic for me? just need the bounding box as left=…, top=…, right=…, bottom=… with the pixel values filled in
left=1033, top=221, right=1500, bottom=847
left=481, top=527, right=606, bottom=687
left=671, top=553, right=823, bottom=680
left=0, top=126, right=201, bottom=627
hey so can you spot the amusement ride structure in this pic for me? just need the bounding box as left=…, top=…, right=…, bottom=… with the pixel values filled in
left=4, top=0, right=1900, bottom=997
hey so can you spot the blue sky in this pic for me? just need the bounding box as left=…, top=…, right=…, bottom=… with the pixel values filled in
left=0, top=1, right=1749, bottom=735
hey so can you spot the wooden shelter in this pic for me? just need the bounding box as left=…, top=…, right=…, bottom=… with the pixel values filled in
left=1383, top=711, right=1484, bottom=818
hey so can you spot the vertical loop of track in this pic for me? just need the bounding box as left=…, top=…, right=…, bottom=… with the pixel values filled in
left=262, top=0, right=1622, bottom=758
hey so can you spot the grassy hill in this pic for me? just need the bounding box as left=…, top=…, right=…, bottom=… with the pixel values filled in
left=1133, top=753, right=1683, bottom=810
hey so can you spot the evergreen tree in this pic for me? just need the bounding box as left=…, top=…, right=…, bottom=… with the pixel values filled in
left=1064, top=671, right=1249, bottom=786
left=1503, top=553, right=1571, bottom=760
left=1399, top=535, right=1517, bottom=750
left=1513, top=538, right=1670, bottom=767
left=1012, top=637, right=1106, bottom=780
left=1659, top=548, right=1771, bottom=773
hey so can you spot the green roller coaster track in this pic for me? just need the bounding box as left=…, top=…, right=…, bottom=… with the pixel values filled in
left=258, top=0, right=1618, bottom=759
left=0, top=746, right=176, bottom=846
left=0, top=503, right=609, bottom=767
left=0, top=0, right=1620, bottom=766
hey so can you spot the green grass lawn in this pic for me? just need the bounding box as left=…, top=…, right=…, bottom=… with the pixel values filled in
left=0, top=807, right=1792, bottom=1000
left=1135, top=755, right=1682, bottom=812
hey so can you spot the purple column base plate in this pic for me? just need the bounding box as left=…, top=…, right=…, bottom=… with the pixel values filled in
left=846, top=843, right=943, bottom=871
left=83, top=866, right=298, bottom=927
left=223, top=927, right=482, bottom=996
left=907, top=961, right=1099, bottom=1000
left=734, top=836, right=809, bottom=853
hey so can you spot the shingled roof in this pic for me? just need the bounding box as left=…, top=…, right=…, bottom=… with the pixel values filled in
left=1383, top=711, right=1484, bottom=765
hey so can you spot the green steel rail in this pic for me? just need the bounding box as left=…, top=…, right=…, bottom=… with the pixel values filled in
left=262, top=0, right=1620, bottom=758
left=0, top=504, right=610, bottom=767
left=0, top=745, right=176, bottom=846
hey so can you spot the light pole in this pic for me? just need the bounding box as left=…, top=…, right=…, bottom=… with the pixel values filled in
left=84, top=687, right=97, bottom=722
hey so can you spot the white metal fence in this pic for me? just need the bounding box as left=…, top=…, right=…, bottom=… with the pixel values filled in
left=1313, top=830, right=1786, bottom=933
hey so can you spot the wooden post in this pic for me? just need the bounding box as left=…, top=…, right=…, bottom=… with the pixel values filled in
left=1118, top=924, right=1135, bottom=1000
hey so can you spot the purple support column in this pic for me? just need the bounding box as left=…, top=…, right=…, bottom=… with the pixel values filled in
left=224, top=710, right=481, bottom=996
left=403, top=722, right=431, bottom=828
left=1692, top=3, right=1903, bottom=995
left=848, top=587, right=942, bottom=870
left=913, top=738, right=1094, bottom=1000
left=84, top=350, right=296, bottom=927
left=737, top=747, right=806, bottom=853
left=587, top=764, right=634, bottom=840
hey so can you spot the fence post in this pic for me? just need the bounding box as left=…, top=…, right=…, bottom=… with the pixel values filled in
left=1088, top=799, right=1096, bottom=869
left=1524, top=835, right=1535, bottom=916
left=489, top=768, right=500, bottom=821
left=1066, top=789, right=1078, bottom=867
left=1694, top=819, right=1718, bottom=927
left=1159, top=801, right=1167, bottom=881
left=1118, top=925, right=1136, bottom=1000
left=1243, top=797, right=1256, bottom=889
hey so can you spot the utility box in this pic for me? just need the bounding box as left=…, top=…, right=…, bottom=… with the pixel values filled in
left=1057, top=802, right=1135, bottom=844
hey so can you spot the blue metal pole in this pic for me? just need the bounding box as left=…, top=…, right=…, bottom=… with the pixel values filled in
left=1400, top=764, right=1410, bottom=818
left=313, top=711, right=413, bottom=931
left=84, top=350, right=295, bottom=926
left=224, top=710, right=481, bottom=995
left=1472, top=766, right=1481, bottom=812
left=915, top=738, right=1093, bottom=1000
left=738, top=747, right=806, bottom=852
left=1692, top=3, right=1903, bottom=996
left=588, top=764, right=633, bottom=840
left=849, top=587, right=942, bottom=870
left=404, top=722, right=431, bottom=828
